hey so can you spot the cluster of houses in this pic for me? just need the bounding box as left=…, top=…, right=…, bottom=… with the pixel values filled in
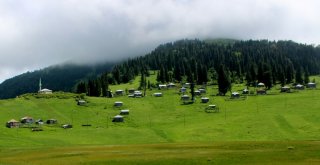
left=226, top=82, right=318, bottom=100
left=112, top=101, right=129, bottom=122
left=279, top=83, right=316, bottom=93
left=111, top=89, right=143, bottom=98
left=6, top=116, right=58, bottom=128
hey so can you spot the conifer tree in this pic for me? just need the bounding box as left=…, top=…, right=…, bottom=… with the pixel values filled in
left=295, top=67, right=303, bottom=84
left=304, top=69, right=310, bottom=84
left=218, top=64, right=231, bottom=95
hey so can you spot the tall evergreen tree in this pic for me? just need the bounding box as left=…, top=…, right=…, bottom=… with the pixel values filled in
left=295, top=67, right=303, bottom=84
left=76, top=82, right=87, bottom=94
left=304, top=69, right=310, bottom=84
left=217, top=64, right=231, bottom=95
left=190, top=76, right=195, bottom=102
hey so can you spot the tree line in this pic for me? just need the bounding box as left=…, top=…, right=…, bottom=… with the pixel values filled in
left=78, top=39, right=320, bottom=96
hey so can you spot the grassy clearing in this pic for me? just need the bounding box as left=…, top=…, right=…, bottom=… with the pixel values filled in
left=0, top=75, right=320, bottom=164
left=0, top=141, right=319, bottom=165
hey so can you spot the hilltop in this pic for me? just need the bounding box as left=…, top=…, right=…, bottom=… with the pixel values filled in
left=0, top=62, right=115, bottom=99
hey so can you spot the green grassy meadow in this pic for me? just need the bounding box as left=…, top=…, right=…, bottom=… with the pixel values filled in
left=0, top=75, right=320, bottom=164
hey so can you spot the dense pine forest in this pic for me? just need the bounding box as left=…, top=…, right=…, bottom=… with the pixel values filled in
left=80, top=39, right=320, bottom=96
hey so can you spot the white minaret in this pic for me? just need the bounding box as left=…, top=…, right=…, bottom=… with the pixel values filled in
left=39, top=78, right=42, bottom=91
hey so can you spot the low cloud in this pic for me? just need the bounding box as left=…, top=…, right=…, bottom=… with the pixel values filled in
left=1, top=0, right=320, bottom=82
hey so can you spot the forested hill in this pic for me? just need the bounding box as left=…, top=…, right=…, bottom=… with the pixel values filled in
left=0, top=63, right=114, bottom=99
left=90, top=39, right=320, bottom=95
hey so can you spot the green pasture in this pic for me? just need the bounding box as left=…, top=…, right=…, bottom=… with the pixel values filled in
left=0, top=75, right=320, bottom=164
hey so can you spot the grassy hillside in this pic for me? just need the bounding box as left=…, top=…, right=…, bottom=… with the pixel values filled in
left=0, top=74, right=320, bottom=164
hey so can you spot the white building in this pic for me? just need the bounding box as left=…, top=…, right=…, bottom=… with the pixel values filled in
left=38, top=78, right=52, bottom=94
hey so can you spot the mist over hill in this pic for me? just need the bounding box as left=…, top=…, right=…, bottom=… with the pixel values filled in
left=0, top=62, right=115, bottom=99
left=1, top=38, right=320, bottom=99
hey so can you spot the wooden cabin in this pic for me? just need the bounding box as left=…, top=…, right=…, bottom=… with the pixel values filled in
left=46, top=119, right=58, bottom=124
left=180, top=87, right=187, bottom=93
left=199, top=88, right=206, bottom=94
left=6, top=119, right=20, bottom=128
left=77, top=100, right=86, bottom=105
left=114, top=101, right=123, bottom=107
left=231, top=92, right=240, bottom=98
left=158, top=84, right=167, bottom=89
left=307, top=82, right=316, bottom=88
left=295, top=84, right=305, bottom=90
left=120, top=110, right=129, bottom=115
left=153, top=93, right=163, bottom=97
left=167, top=83, right=176, bottom=88
left=201, top=97, right=209, bottom=103
left=21, top=116, right=34, bottom=124
left=115, top=90, right=125, bottom=96
left=281, top=86, right=291, bottom=93
left=112, top=115, right=124, bottom=122
left=181, top=95, right=190, bottom=102
left=257, top=82, right=265, bottom=88
left=242, top=89, right=249, bottom=94
left=194, top=90, right=201, bottom=96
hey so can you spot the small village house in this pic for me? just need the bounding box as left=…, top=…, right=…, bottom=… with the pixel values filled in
left=134, top=91, right=142, bottom=97
left=242, top=89, right=249, bottom=94
left=112, top=115, right=124, bottom=122
left=281, top=86, right=291, bottom=93
left=46, top=119, right=58, bottom=124
left=120, top=110, right=129, bottom=115
left=205, top=105, right=219, bottom=113
left=114, top=101, right=123, bottom=107
left=158, top=84, right=167, bottom=89
left=194, top=90, right=201, bottom=96
left=199, top=88, right=206, bottom=94
left=257, top=89, right=267, bottom=95
left=180, top=87, right=187, bottom=93
left=231, top=92, right=240, bottom=98
left=167, top=83, right=176, bottom=88
left=153, top=92, right=163, bottom=97
left=295, top=84, right=305, bottom=90
left=35, top=119, right=44, bottom=125
left=6, top=119, right=20, bottom=128
left=115, top=90, right=125, bottom=96
left=257, top=82, right=265, bottom=88
left=77, top=100, right=86, bottom=105
left=21, top=116, right=34, bottom=124
left=201, top=97, right=209, bottom=103
left=307, top=82, right=316, bottom=88
left=181, top=95, right=190, bottom=102
left=115, top=89, right=124, bottom=95
left=183, top=83, right=191, bottom=88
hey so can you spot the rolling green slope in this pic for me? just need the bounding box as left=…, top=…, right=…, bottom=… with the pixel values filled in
left=0, top=76, right=320, bottom=147
left=0, top=75, right=320, bottom=164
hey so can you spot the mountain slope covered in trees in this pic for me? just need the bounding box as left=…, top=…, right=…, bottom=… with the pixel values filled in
left=83, top=39, right=320, bottom=96
left=0, top=63, right=115, bottom=99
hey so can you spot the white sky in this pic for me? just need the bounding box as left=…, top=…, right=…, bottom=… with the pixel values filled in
left=1, top=0, right=320, bottom=83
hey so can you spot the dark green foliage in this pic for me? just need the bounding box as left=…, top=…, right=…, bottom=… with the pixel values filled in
left=218, top=64, right=231, bottom=95
left=105, top=39, right=320, bottom=90
left=6, top=39, right=318, bottom=100
left=304, top=69, right=310, bottom=84
left=295, top=67, right=303, bottom=84
left=190, top=78, right=195, bottom=102
left=76, top=82, right=87, bottom=94
left=100, top=74, right=109, bottom=97
left=0, top=63, right=114, bottom=99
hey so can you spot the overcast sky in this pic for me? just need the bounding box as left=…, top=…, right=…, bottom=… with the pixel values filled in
left=1, top=0, right=320, bottom=83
